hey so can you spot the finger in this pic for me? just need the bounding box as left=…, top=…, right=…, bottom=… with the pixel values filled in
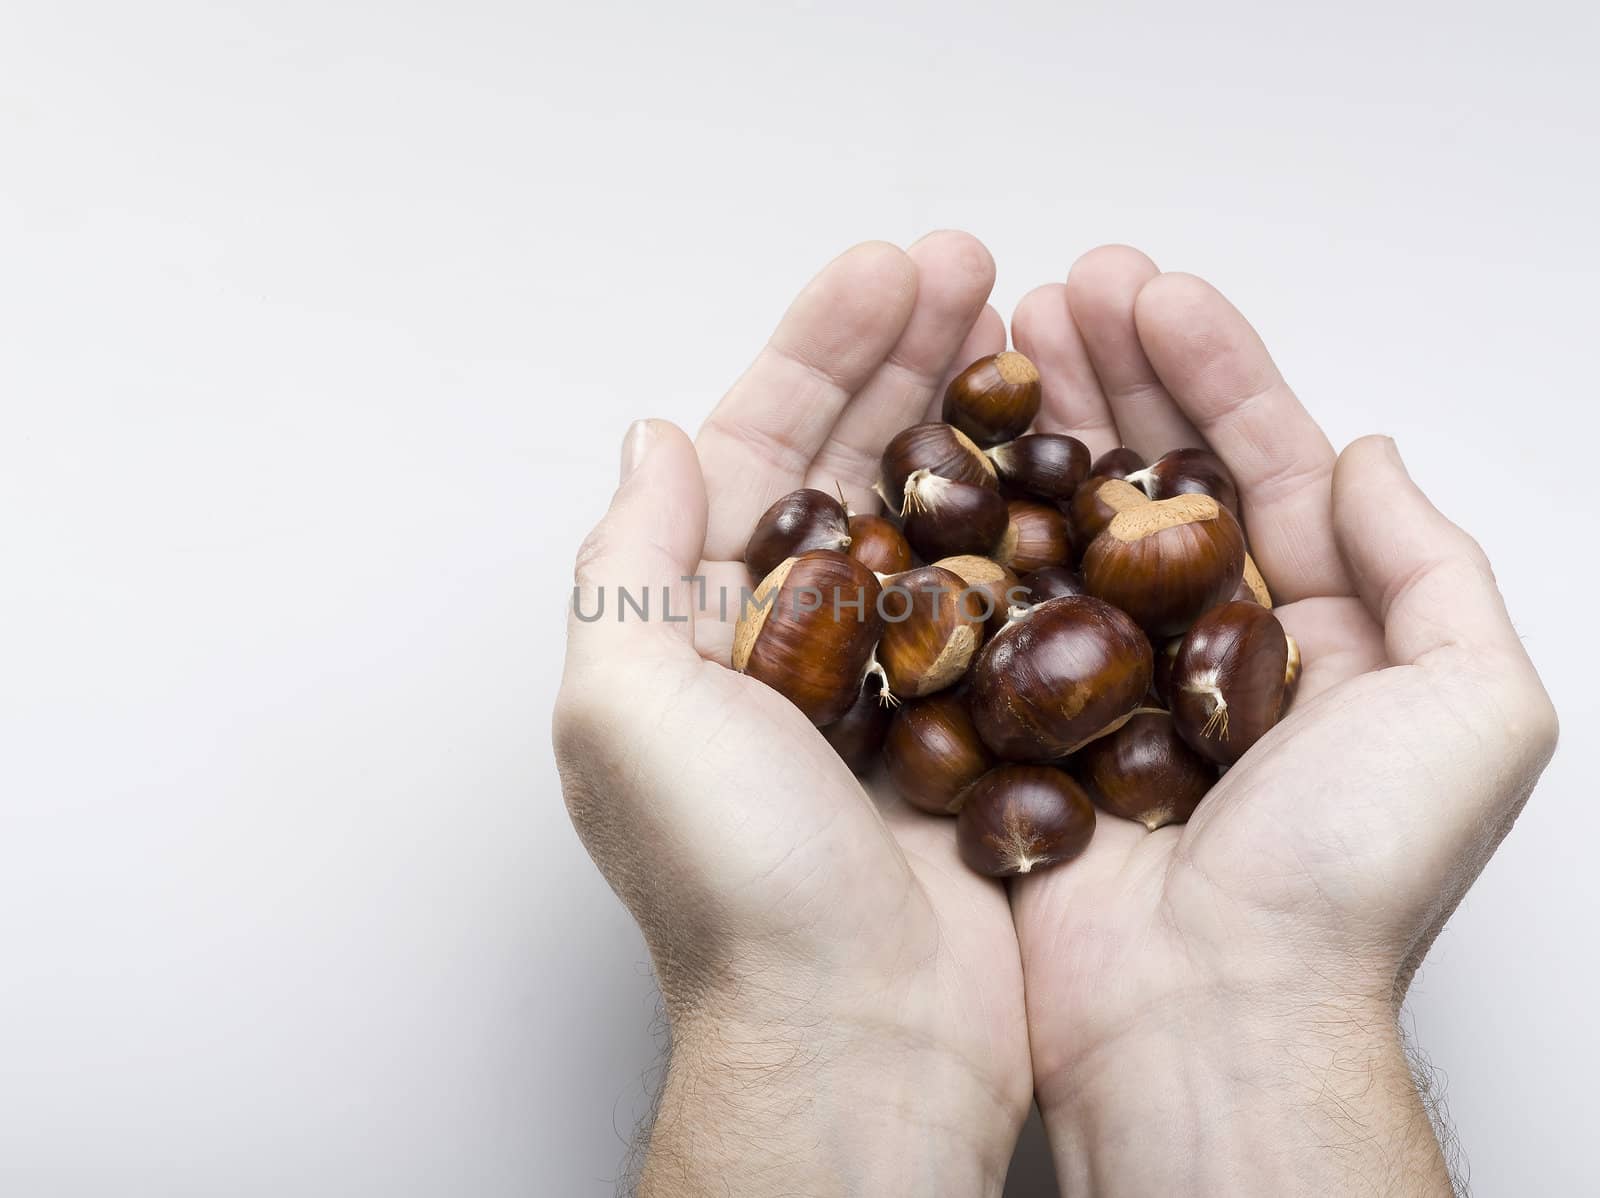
left=806, top=231, right=996, bottom=512
left=698, top=242, right=918, bottom=559
left=1011, top=282, right=1119, bottom=459
left=1333, top=436, right=1542, bottom=672
left=1133, top=272, right=1349, bottom=602
left=925, top=304, right=1007, bottom=420
left=566, top=420, right=708, bottom=670
left=1065, top=246, right=1203, bottom=457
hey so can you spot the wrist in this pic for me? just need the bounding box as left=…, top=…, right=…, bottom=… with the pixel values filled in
left=641, top=1009, right=1020, bottom=1198
left=1036, top=985, right=1450, bottom=1197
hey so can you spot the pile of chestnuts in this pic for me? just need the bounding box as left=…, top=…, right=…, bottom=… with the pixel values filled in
left=733, top=351, right=1301, bottom=879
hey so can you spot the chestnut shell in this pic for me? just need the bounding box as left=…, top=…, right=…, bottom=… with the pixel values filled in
left=901, top=476, right=1009, bottom=560
left=1081, top=495, right=1246, bottom=638
left=1091, top=447, right=1146, bottom=480
left=956, top=764, right=1096, bottom=876
left=987, top=433, right=1091, bottom=502
left=732, top=550, right=885, bottom=725
left=942, top=352, right=1042, bottom=446
left=967, top=595, right=1154, bottom=761
left=1076, top=709, right=1215, bottom=830
left=935, top=555, right=1024, bottom=642
left=1127, top=448, right=1241, bottom=517
left=883, top=690, right=994, bottom=815
left=847, top=513, right=915, bottom=575
left=880, top=422, right=997, bottom=505
left=1169, top=601, right=1288, bottom=766
left=745, top=488, right=851, bottom=579
left=996, top=499, right=1074, bottom=574
left=877, top=565, right=985, bottom=698
left=1017, top=565, right=1087, bottom=606
left=1066, top=476, right=1149, bottom=553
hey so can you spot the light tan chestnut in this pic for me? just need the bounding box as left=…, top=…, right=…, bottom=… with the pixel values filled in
left=1169, top=601, right=1289, bottom=766
left=935, top=555, right=1024, bottom=642
left=1082, top=494, right=1246, bottom=638
left=995, top=499, right=1073, bottom=574
left=733, top=550, right=884, bottom=726
left=1066, top=475, right=1150, bottom=552
left=942, top=352, right=1042, bottom=446
left=876, top=565, right=987, bottom=699
left=1231, top=553, right=1273, bottom=607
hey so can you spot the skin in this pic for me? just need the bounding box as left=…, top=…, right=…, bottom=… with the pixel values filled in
left=553, top=235, right=1558, bottom=1196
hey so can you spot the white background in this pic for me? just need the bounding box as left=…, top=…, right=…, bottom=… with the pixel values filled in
left=2, top=1, right=1596, bottom=1194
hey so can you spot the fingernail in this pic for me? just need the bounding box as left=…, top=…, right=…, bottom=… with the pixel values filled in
left=1383, top=436, right=1409, bottom=475
left=620, top=420, right=654, bottom=483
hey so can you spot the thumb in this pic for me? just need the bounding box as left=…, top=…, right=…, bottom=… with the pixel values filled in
left=566, top=419, right=708, bottom=668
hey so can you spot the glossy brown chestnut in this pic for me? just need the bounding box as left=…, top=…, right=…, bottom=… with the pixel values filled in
left=883, top=690, right=994, bottom=815
left=986, top=433, right=1091, bottom=502
left=1066, top=476, right=1150, bottom=551
left=1281, top=634, right=1302, bottom=716
left=876, top=565, right=986, bottom=699
left=846, top=513, right=914, bottom=575
left=995, top=499, right=1074, bottom=573
left=1091, top=447, right=1146, bottom=480
left=956, top=765, right=1096, bottom=876
left=821, top=674, right=894, bottom=773
left=733, top=550, right=884, bottom=725
left=880, top=422, right=997, bottom=507
left=967, top=595, right=1154, bottom=761
left=941, top=352, right=1042, bottom=447
left=901, top=475, right=1009, bottom=560
left=1076, top=709, right=1215, bottom=830
left=1081, top=495, right=1247, bottom=638
left=1126, top=447, right=1240, bottom=517
left=745, top=488, right=852, bottom=579
left=1231, top=553, right=1273, bottom=607
left=935, top=555, right=1024, bottom=641
left=1017, top=565, right=1086, bottom=605
left=1169, top=601, right=1289, bottom=766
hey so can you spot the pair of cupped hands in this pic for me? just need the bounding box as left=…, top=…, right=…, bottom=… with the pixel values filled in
left=554, top=234, right=1557, bottom=1197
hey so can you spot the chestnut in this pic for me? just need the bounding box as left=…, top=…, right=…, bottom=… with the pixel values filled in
left=941, top=352, right=1042, bottom=447
left=883, top=690, right=994, bottom=815
left=877, top=565, right=986, bottom=699
left=935, top=555, right=1024, bottom=641
left=1081, top=495, right=1246, bottom=638
left=880, top=422, right=997, bottom=507
left=986, top=433, right=1091, bottom=502
left=1281, top=634, right=1302, bottom=715
left=1066, top=476, right=1150, bottom=551
left=901, top=475, right=1009, bottom=560
left=1017, top=565, right=1086, bottom=605
left=733, top=550, right=884, bottom=726
left=1126, top=447, right=1240, bottom=517
left=745, top=488, right=851, bottom=579
left=821, top=674, right=894, bottom=773
left=1075, top=709, right=1215, bottom=830
left=1169, top=601, right=1289, bottom=766
left=956, top=764, right=1096, bottom=876
left=847, top=513, right=914, bottom=575
left=1091, top=446, right=1145, bottom=480
left=1232, top=553, right=1273, bottom=607
left=967, top=595, right=1153, bottom=761
left=995, top=499, right=1073, bottom=574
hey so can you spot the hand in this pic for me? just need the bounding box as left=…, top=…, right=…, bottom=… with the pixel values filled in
left=553, top=234, right=1031, bottom=1197
left=1007, top=247, right=1559, bottom=1195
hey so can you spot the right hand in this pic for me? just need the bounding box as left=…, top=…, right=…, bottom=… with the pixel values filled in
left=553, top=234, right=1033, bottom=1196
